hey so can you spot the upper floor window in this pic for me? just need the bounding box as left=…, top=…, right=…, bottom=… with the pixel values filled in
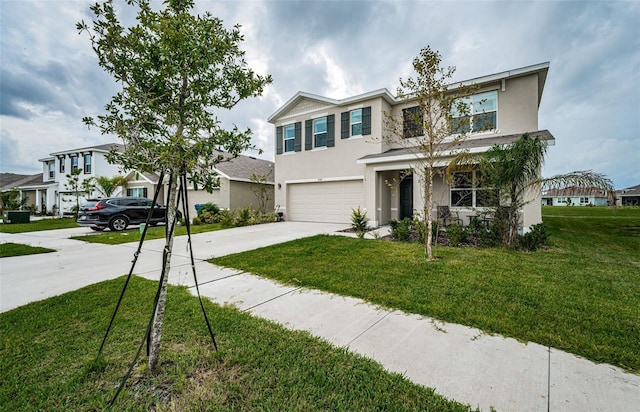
left=350, top=109, right=362, bottom=136
left=450, top=171, right=497, bottom=208
left=84, top=154, right=92, bottom=174
left=59, top=158, right=65, bottom=173
left=451, top=91, right=497, bottom=134
left=71, top=156, right=79, bottom=172
left=403, top=106, right=423, bottom=138
left=48, top=162, right=55, bottom=179
left=313, top=117, right=327, bottom=147
left=284, top=124, right=295, bottom=152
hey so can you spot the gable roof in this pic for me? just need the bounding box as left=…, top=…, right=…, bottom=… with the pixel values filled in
left=616, top=184, right=640, bottom=196
left=1, top=173, right=49, bottom=191
left=269, top=62, right=550, bottom=123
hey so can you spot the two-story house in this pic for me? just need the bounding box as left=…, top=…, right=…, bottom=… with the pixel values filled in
left=31, top=143, right=124, bottom=214
left=268, top=62, right=555, bottom=230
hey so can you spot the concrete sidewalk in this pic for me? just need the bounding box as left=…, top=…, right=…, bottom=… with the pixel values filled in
left=1, top=222, right=639, bottom=411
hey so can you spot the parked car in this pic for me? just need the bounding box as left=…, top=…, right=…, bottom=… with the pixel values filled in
left=77, top=197, right=179, bottom=231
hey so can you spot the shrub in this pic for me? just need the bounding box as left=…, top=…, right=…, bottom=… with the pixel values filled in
left=351, top=207, right=368, bottom=239
left=445, top=223, right=466, bottom=247
left=518, top=223, right=548, bottom=251
left=235, top=206, right=252, bottom=226
left=197, top=202, right=220, bottom=216
left=218, top=209, right=235, bottom=228
left=389, top=217, right=412, bottom=241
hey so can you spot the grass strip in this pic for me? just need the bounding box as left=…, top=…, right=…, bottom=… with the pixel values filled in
left=0, top=218, right=77, bottom=233
left=0, top=242, right=55, bottom=258
left=71, top=223, right=224, bottom=245
left=212, top=207, right=640, bottom=372
left=0, top=276, right=476, bottom=411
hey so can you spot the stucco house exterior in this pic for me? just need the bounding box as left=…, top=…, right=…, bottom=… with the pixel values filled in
left=269, top=62, right=555, bottom=230
left=541, top=187, right=610, bottom=207
left=616, top=184, right=640, bottom=206
left=122, top=152, right=275, bottom=216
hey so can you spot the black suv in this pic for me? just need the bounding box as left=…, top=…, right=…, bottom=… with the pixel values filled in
left=77, top=197, right=174, bottom=231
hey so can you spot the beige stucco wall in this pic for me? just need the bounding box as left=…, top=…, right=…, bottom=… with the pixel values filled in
left=229, top=180, right=275, bottom=213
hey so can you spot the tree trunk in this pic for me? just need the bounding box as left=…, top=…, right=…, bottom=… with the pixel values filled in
left=425, top=165, right=434, bottom=261
left=148, top=172, right=178, bottom=372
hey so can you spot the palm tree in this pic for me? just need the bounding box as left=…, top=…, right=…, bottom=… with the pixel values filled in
left=93, top=175, right=128, bottom=198
left=448, top=133, right=614, bottom=247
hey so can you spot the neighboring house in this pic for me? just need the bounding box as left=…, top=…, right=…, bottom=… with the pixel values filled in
left=15, top=143, right=125, bottom=215
left=616, top=184, right=640, bottom=206
left=269, top=62, right=555, bottom=230
left=541, top=187, right=610, bottom=206
left=122, top=152, right=275, bottom=216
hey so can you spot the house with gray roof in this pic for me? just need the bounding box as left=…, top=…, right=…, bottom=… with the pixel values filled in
left=616, top=184, right=640, bottom=206
left=122, top=152, right=274, bottom=216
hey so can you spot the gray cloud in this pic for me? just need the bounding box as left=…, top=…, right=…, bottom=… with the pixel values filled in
left=1, top=0, right=638, bottom=188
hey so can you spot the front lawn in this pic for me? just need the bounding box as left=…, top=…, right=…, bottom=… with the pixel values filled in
left=0, top=243, right=55, bottom=258
left=0, top=218, right=77, bottom=233
left=71, top=223, right=224, bottom=245
left=212, top=207, right=640, bottom=372
left=0, top=277, right=476, bottom=411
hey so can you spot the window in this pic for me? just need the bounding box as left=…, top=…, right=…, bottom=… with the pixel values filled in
left=71, top=156, right=79, bottom=171
left=313, top=117, right=327, bottom=147
left=126, top=187, right=148, bottom=198
left=284, top=124, right=295, bottom=152
left=341, top=106, right=370, bottom=138
left=580, top=197, right=589, bottom=205
left=450, top=171, right=497, bottom=208
left=403, top=106, right=423, bottom=138
left=350, top=109, right=362, bottom=136
left=452, top=91, right=497, bottom=134
left=83, top=154, right=92, bottom=174
left=48, top=162, right=55, bottom=179
left=59, top=157, right=65, bottom=173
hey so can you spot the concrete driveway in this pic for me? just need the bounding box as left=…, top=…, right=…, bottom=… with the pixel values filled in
left=0, top=221, right=346, bottom=313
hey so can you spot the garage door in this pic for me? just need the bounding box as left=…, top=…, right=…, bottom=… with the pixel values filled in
left=287, top=180, right=364, bottom=223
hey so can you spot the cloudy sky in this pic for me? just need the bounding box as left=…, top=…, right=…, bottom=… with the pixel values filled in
left=1, top=0, right=638, bottom=189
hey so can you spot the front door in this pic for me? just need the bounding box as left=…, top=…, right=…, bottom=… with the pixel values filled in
left=399, top=177, right=413, bottom=220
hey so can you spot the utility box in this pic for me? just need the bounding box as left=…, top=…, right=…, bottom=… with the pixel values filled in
left=3, top=210, right=31, bottom=224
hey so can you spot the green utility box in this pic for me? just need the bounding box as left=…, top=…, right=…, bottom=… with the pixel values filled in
left=3, top=210, right=31, bottom=224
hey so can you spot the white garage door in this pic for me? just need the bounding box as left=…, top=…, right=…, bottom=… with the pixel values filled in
left=287, top=180, right=364, bottom=223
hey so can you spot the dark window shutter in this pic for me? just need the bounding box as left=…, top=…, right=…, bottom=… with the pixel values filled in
left=327, top=114, right=335, bottom=147
left=294, top=122, right=302, bottom=152
left=126, top=189, right=132, bottom=197
left=341, top=112, right=349, bottom=139
left=362, top=106, right=371, bottom=135
left=305, top=120, right=313, bottom=150
left=143, top=188, right=148, bottom=198
left=276, top=126, right=283, bottom=154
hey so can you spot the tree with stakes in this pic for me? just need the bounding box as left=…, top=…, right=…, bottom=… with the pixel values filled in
left=78, top=0, right=271, bottom=374
left=384, top=46, right=477, bottom=261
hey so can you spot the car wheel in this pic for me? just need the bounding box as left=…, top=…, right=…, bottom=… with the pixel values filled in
left=109, top=216, right=129, bottom=231
left=90, top=227, right=104, bottom=232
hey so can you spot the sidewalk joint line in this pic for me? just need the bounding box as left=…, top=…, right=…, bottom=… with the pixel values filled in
left=242, top=287, right=303, bottom=312
left=346, top=311, right=392, bottom=347
left=188, top=271, right=246, bottom=289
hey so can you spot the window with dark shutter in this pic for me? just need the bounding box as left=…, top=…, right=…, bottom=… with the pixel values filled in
left=305, top=120, right=313, bottom=150
left=294, top=122, right=302, bottom=152
left=276, top=126, right=283, bottom=154
left=341, top=112, right=349, bottom=139
left=327, top=114, right=335, bottom=147
left=362, top=106, right=371, bottom=135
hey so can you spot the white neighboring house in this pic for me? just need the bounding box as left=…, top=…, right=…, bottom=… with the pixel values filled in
left=21, top=143, right=125, bottom=215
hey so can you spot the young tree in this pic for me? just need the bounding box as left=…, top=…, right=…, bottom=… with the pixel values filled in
left=384, top=46, right=475, bottom=261
left=249, top=170, right=273, bottom=214
left=93, top=175, right=128, bottom=197
left=78, top=0, right=271, bottom=371
left=63, top=169, right=94, bottom=218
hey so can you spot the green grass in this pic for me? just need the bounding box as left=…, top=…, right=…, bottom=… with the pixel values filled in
left=0, top=277, right=476, bottom=411
left=0, top=242, right=55, bottom=258
left=0, top=218, right=77, bottom=233
left=71, top=223, right=224, bottom=245
left=213, top=206, right=640, bottom=373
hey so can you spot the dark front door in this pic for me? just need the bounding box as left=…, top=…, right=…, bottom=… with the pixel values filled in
left=399, top=177, right=413, bottom=220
